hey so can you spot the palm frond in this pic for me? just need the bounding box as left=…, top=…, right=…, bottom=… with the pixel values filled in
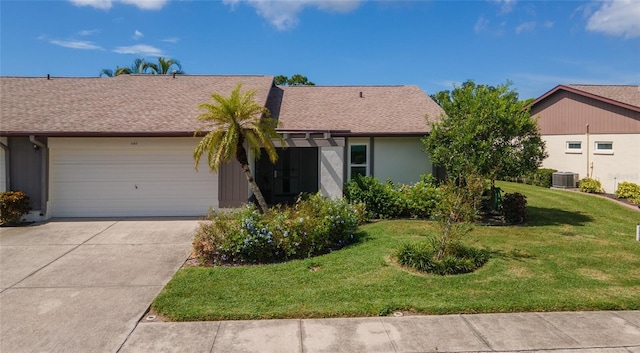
left=99, top=69, right=114, bottom=77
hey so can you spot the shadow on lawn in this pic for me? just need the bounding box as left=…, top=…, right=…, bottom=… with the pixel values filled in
left=524, top=206, right=593, bottom=227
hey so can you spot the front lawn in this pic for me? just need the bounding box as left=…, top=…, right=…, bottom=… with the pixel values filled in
left=152, top=182, right=640, bottom=321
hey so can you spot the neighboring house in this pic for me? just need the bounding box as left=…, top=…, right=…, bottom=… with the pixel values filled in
left=530, top=84, right=640, bottom=193
left=0, top=75, right=443, bottom=220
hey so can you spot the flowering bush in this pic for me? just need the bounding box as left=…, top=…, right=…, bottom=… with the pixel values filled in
left=615, top=182, right=640, bottom=205
left=579, top=178, right=603, bottom=194
left=344, top=175, right=440, bottom=219
left=0, top=191, right=31, bottom=225
left=193, top=193, right=366, bottom=266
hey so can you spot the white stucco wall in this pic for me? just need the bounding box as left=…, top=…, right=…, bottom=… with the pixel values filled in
left=543, top=133, right=640, bottom=193
left=373, top=137, right=432, bottom=185
left=320, top=146, right=344, bottom=198
left=0, top=137, right=6, bottom=192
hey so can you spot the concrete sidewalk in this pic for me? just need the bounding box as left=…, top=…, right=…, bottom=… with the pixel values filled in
left=120, top=311, right=640, bottom=353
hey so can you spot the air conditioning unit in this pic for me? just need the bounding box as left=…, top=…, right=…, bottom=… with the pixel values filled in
left=552, top=172, right=579, bottom=188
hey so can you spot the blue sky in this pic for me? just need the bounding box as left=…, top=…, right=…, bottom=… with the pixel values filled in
left=1, top=0, right=638, bottom=99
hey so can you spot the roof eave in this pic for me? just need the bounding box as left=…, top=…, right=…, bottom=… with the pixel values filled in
left=528, top=84, right=640, bottom=113
left=0, top=131, right=198, bottom=138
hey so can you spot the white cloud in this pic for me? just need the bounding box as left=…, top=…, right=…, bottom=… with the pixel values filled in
left=515, top=21, right=535, bottom=34
left=493, top=0, right=516, bottom=14
left=515, top=20, right=553, bottom=34
left=586, top=0, right=640, bottom=39
left=50, top=39, right=104, bottom=50
left=133, top=30, right=144, bottom=40
left=68, top=0, right=168, bottom=10
left=223, top=0, right=361, bottom=30
left=162, top=37, right=179, bottom=43
left=474, top=15, right=490, bottom=33
left=78, top=29, right=100, bottom=36
left=113, top=44, right=164, bottom=56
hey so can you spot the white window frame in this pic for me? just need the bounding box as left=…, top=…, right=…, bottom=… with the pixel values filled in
left=594, top=141, right=614, bottom=155
left=565, top=141, right=582, bottom=154
left=348, top=142, right=369, bottom=180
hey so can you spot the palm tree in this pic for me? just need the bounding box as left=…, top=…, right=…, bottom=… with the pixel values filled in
left=100, top=58, right=146, bottom=77
left=142, top=57, right=183, bottom=75
left=193, top=84, right=284, bottom=214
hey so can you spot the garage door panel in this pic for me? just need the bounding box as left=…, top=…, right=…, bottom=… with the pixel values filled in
left=53, top=164, right=214, bottom=182
left=51, top=181, right=216, bottom=199
left=50, top=138, right=219, bottom=217
left=53, top=150, right=199, bottom=164
left=52, top=199, right=215, bottom=217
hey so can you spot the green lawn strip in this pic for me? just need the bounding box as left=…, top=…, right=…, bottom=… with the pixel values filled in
left=152, top=182, right=640, bottom=321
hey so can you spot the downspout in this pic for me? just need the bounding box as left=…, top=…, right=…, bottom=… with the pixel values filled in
left=0, top=141, right=9, bottom=191
left=585, top=124, right=590, bottom=178
left=29, top=136, right=48, bottom=216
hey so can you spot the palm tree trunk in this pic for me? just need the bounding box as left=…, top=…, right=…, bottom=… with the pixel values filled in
left=235, top=139, right=269, bottom=214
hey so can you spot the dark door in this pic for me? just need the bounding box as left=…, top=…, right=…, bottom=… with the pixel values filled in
left=256, top=148, right=319, bottom=205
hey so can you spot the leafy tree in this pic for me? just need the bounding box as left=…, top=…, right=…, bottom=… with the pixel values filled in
left=142, top=57, right=183, bottom=75
left=274, top=75, right=288, bottom=86
left=423, top=80, right=547, bottom=196
left=193, top=84, right=284, bottom=214
left=274, top=74, right=315, bottom=86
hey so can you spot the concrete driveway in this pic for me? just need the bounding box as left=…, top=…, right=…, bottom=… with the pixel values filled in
left=0, top=218, right=198, bottom=353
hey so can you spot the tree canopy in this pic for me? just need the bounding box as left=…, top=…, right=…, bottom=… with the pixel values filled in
left=100, top=57, right=183, bottom=77
left=274, top=74, right=315, bottom=86
left=423, top=80, right=547, bottom=188
left=193, top=84, right=283, bottom=214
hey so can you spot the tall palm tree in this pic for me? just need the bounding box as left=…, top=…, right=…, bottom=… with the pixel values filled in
left=193, top=84, right=284, bottom=214
left=100, top=58, right=146, bottom=77
left=142, top=57, right=183, bottom=75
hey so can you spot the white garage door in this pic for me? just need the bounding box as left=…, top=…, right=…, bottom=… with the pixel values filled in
left=50, top=137, right=218, bottom=217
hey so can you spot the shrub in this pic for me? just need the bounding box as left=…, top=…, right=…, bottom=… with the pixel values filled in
left=399, top=175, right=440, bottom=219
left=615, top=182, right=640, bottom=205
left=193, top=193, right=365, bottom=266
left=579, top=178, right=603, bottom=194
left=0, top=191, right=31, bottom=225
left=344, top=176, right=403, bottom=219
left=344, top=175, right=440, bottom=220
left=395, top=240, right=490, bottom=276
left=500, top=192, right=527, bottom=224
left=502, top=168, right=557, bottom=188
left=531, top=168, right=557, bottom=188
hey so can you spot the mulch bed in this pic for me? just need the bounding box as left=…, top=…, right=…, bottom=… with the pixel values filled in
left=600, top=193, right=640, bottom=209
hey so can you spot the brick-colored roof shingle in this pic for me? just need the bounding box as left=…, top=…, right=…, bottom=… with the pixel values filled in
left=1, top=75, right=274, bottom=135
left=1, top=75, right=443, bottom=136
left=270, top=85, right=442, bottom=134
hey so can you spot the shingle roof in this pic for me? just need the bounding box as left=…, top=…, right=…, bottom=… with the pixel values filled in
left=0, top=75, right=274, bottom=136
left=269, top=85, right=442, bottom=135
left=566, top=84, right=640, bottom=108
left=530, top=84, right=640, bottom=113
left=1, top=75, right=442, bottom=136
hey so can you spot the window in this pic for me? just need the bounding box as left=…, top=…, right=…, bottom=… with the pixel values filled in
left=349, top=144, right=368, bottom=179
left=595, top=141, right=613, bottom=155
left=566, top=141, right=582, bottom=154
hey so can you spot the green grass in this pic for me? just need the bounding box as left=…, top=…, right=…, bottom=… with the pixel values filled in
left=152, top=182, right=640, bottom=321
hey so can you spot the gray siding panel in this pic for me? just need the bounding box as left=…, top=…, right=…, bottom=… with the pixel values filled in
left=9, top=137, right=44, bottom=209
left=218, top=160, right=248, bottom=208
